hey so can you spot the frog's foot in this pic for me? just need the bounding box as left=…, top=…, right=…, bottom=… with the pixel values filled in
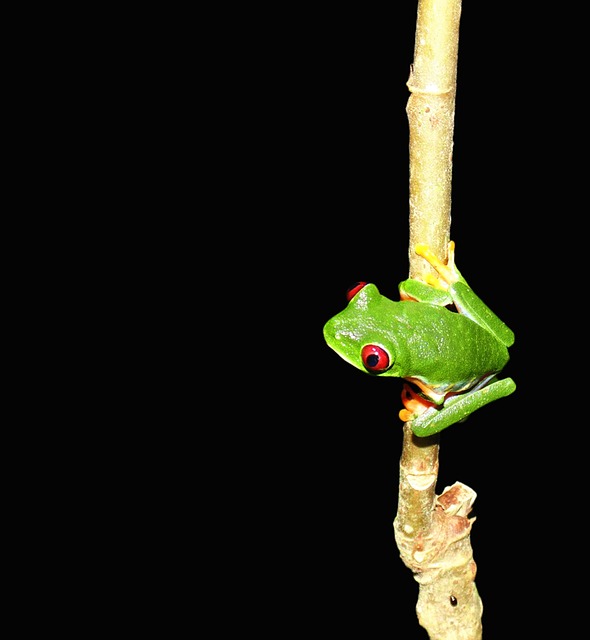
left=399, top=383, right=438, bottom=422
left=415, top=241, right=460, bottom=290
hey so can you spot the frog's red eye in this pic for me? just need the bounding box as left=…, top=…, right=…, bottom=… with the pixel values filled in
left=346, top=281, right=368, bottom=302
left=361, top=344, right=391, bottom=373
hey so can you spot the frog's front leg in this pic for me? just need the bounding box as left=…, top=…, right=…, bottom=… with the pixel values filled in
left=414, top=240, right=463, bottom=290
left=398, top=241, right=461, bottom=305
left=403, top=377, right=516, bottom=438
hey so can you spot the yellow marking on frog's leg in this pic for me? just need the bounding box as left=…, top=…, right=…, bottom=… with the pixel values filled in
left=415, top=241, right=459, bottom=289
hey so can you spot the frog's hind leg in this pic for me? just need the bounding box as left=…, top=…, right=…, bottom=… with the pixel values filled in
left=410, top=377, right=516, bottom=437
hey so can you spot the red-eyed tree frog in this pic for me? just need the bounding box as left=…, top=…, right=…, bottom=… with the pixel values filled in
left=323, top=242, right=515, bottom=437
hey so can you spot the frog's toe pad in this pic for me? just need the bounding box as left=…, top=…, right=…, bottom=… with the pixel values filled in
left=399, top=408, right=414, bottom=422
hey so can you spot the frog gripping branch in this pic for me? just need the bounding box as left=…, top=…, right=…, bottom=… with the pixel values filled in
left=323, top=241, right=515, bottom=437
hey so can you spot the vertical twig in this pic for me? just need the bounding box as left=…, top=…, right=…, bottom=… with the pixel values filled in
left=393, top=2, right=484, bottom=638
left=407, top=0, right=460, bottom=274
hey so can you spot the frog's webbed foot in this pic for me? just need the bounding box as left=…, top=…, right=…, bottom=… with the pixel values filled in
left=399, top=383, right=437, bottom=422
left=415, top=241, right=462, bottom=290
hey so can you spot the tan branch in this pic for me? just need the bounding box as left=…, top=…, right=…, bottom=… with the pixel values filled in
left=393, top=2, right=483, bottom=638
left=407, top=0, right=461, bottom=277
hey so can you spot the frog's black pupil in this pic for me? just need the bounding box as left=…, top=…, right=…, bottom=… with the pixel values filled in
left=367, top=354, right=379, bottom=367
left=450, top=595, right=457, bottom=606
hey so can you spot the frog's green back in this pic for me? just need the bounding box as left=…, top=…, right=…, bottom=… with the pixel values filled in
left=323, top=283, right=509, bottom=392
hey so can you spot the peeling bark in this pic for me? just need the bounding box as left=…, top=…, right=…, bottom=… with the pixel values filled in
left=394, top=426, right=482, bottom=638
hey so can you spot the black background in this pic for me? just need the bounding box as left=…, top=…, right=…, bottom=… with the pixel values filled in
left=22, top=3, right=583, bottom=637
left=132, top=3, right=582, bottom=637
left=228, top=3, right=579, bottom=638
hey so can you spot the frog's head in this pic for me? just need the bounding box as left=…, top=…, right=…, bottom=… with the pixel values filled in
left=323, top=283, right=401, bottom=377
